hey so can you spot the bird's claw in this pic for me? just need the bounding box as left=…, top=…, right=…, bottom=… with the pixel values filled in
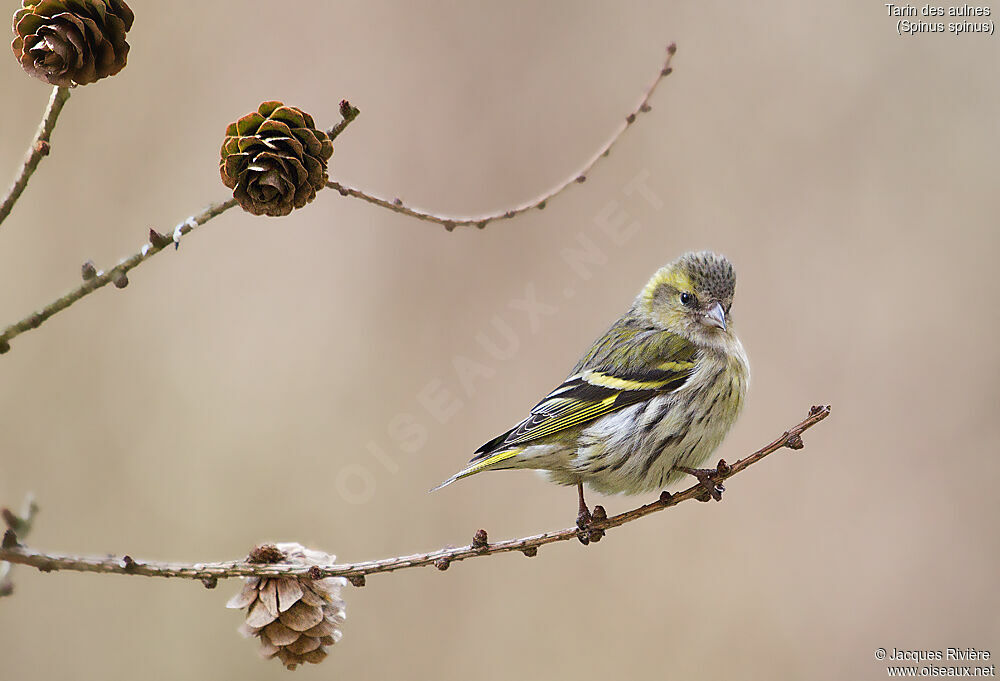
left=576, top=505, right=607, bottom=544
left=589, top=505, right=607, bottom=542
left=677, top=459, right=730, bottom=502
left=576, top=507, right=592, bottom=545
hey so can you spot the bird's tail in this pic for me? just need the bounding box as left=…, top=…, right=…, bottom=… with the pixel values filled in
left=428, top=448, right=524, bottom=492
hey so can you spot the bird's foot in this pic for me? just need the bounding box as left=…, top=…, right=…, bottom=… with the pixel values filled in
left=576, top=505, right=592, bottom=545
left=677, top=459, right=731, bottom=502
left=575, top=482, right=596, bottom=545
left=589, top=505, right=607, bottom=542
left=576, top=505, right=607, bottom=545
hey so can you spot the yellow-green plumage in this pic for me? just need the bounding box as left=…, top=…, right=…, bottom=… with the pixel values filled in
left=433, top=251, right=749, bottom=497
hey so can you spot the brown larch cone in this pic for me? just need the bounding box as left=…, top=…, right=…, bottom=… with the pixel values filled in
left=220, top=102, right=334, bottom=217
left=11, top=0, right=133, bottom=86
left=227, top=543, right=346, bottom=671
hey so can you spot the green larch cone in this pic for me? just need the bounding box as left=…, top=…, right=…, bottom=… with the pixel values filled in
left=11, top=0, right=133, bottom=86
left=220, top=102, right=334, bottom=218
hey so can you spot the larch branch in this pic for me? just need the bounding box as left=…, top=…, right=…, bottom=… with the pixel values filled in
left=0, top=406, right=830, bottom=585
left=0, top=45, right=679, bottom=356
left=0, top=104, right=365, bottom=356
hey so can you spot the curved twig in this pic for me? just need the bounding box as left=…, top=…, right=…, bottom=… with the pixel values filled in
left=0, top=86, right=71, bottom=228
left=326, top=44, right=677, bottom=231
left=0, top=406, right=830, bottom=586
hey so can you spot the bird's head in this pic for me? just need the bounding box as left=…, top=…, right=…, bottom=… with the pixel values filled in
left=637, top=251, right=737, bottom=347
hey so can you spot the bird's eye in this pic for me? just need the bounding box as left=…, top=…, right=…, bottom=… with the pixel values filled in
left=680, top=292, right=696, bottom=307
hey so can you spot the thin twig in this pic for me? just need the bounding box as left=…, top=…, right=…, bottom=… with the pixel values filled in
left=0, top=86, right=71, bottom=228
left=0, top=494, right=39, bottom=597
left=0, top=198, right=237, bottom=355
left=327, top=43, right=678, bottom=231
left=0, top=406, right=830, bottom=584
left=0, top=106, right=363, bottom=356
left=327, top=100, right=360, bottom=140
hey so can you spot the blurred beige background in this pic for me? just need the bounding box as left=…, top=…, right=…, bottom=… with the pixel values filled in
left=1, top=1, right=998, bottom=679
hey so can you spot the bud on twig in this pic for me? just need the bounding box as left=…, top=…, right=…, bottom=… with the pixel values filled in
left=148, top=229, right=172, bottom=249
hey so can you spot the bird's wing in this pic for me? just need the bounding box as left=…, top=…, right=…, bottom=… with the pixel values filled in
left=473, top=326, right=698, bottom=457
left=430, top=325, right=699, bottom=490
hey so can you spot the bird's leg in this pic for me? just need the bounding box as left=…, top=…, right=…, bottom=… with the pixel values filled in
left=576, top=482, right=592, bottom=530
left=676, top=459, right=731, bottom=502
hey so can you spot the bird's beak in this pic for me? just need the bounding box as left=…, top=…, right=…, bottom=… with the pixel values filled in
left=702, top=301, right=727, bottom=331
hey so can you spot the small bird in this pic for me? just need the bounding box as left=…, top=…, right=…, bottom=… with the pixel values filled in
left=433, top=251, right=750, bottom=531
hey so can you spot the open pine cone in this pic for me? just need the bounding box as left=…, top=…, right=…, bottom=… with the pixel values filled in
left=227, top=543, right=347, bottom=671
left=11, top=0, right=134, bottom=86
left=220, top=102, right=334, bottom=217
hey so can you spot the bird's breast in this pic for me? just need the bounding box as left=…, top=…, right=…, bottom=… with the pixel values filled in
left=570, top=338, right=749, bottom=495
